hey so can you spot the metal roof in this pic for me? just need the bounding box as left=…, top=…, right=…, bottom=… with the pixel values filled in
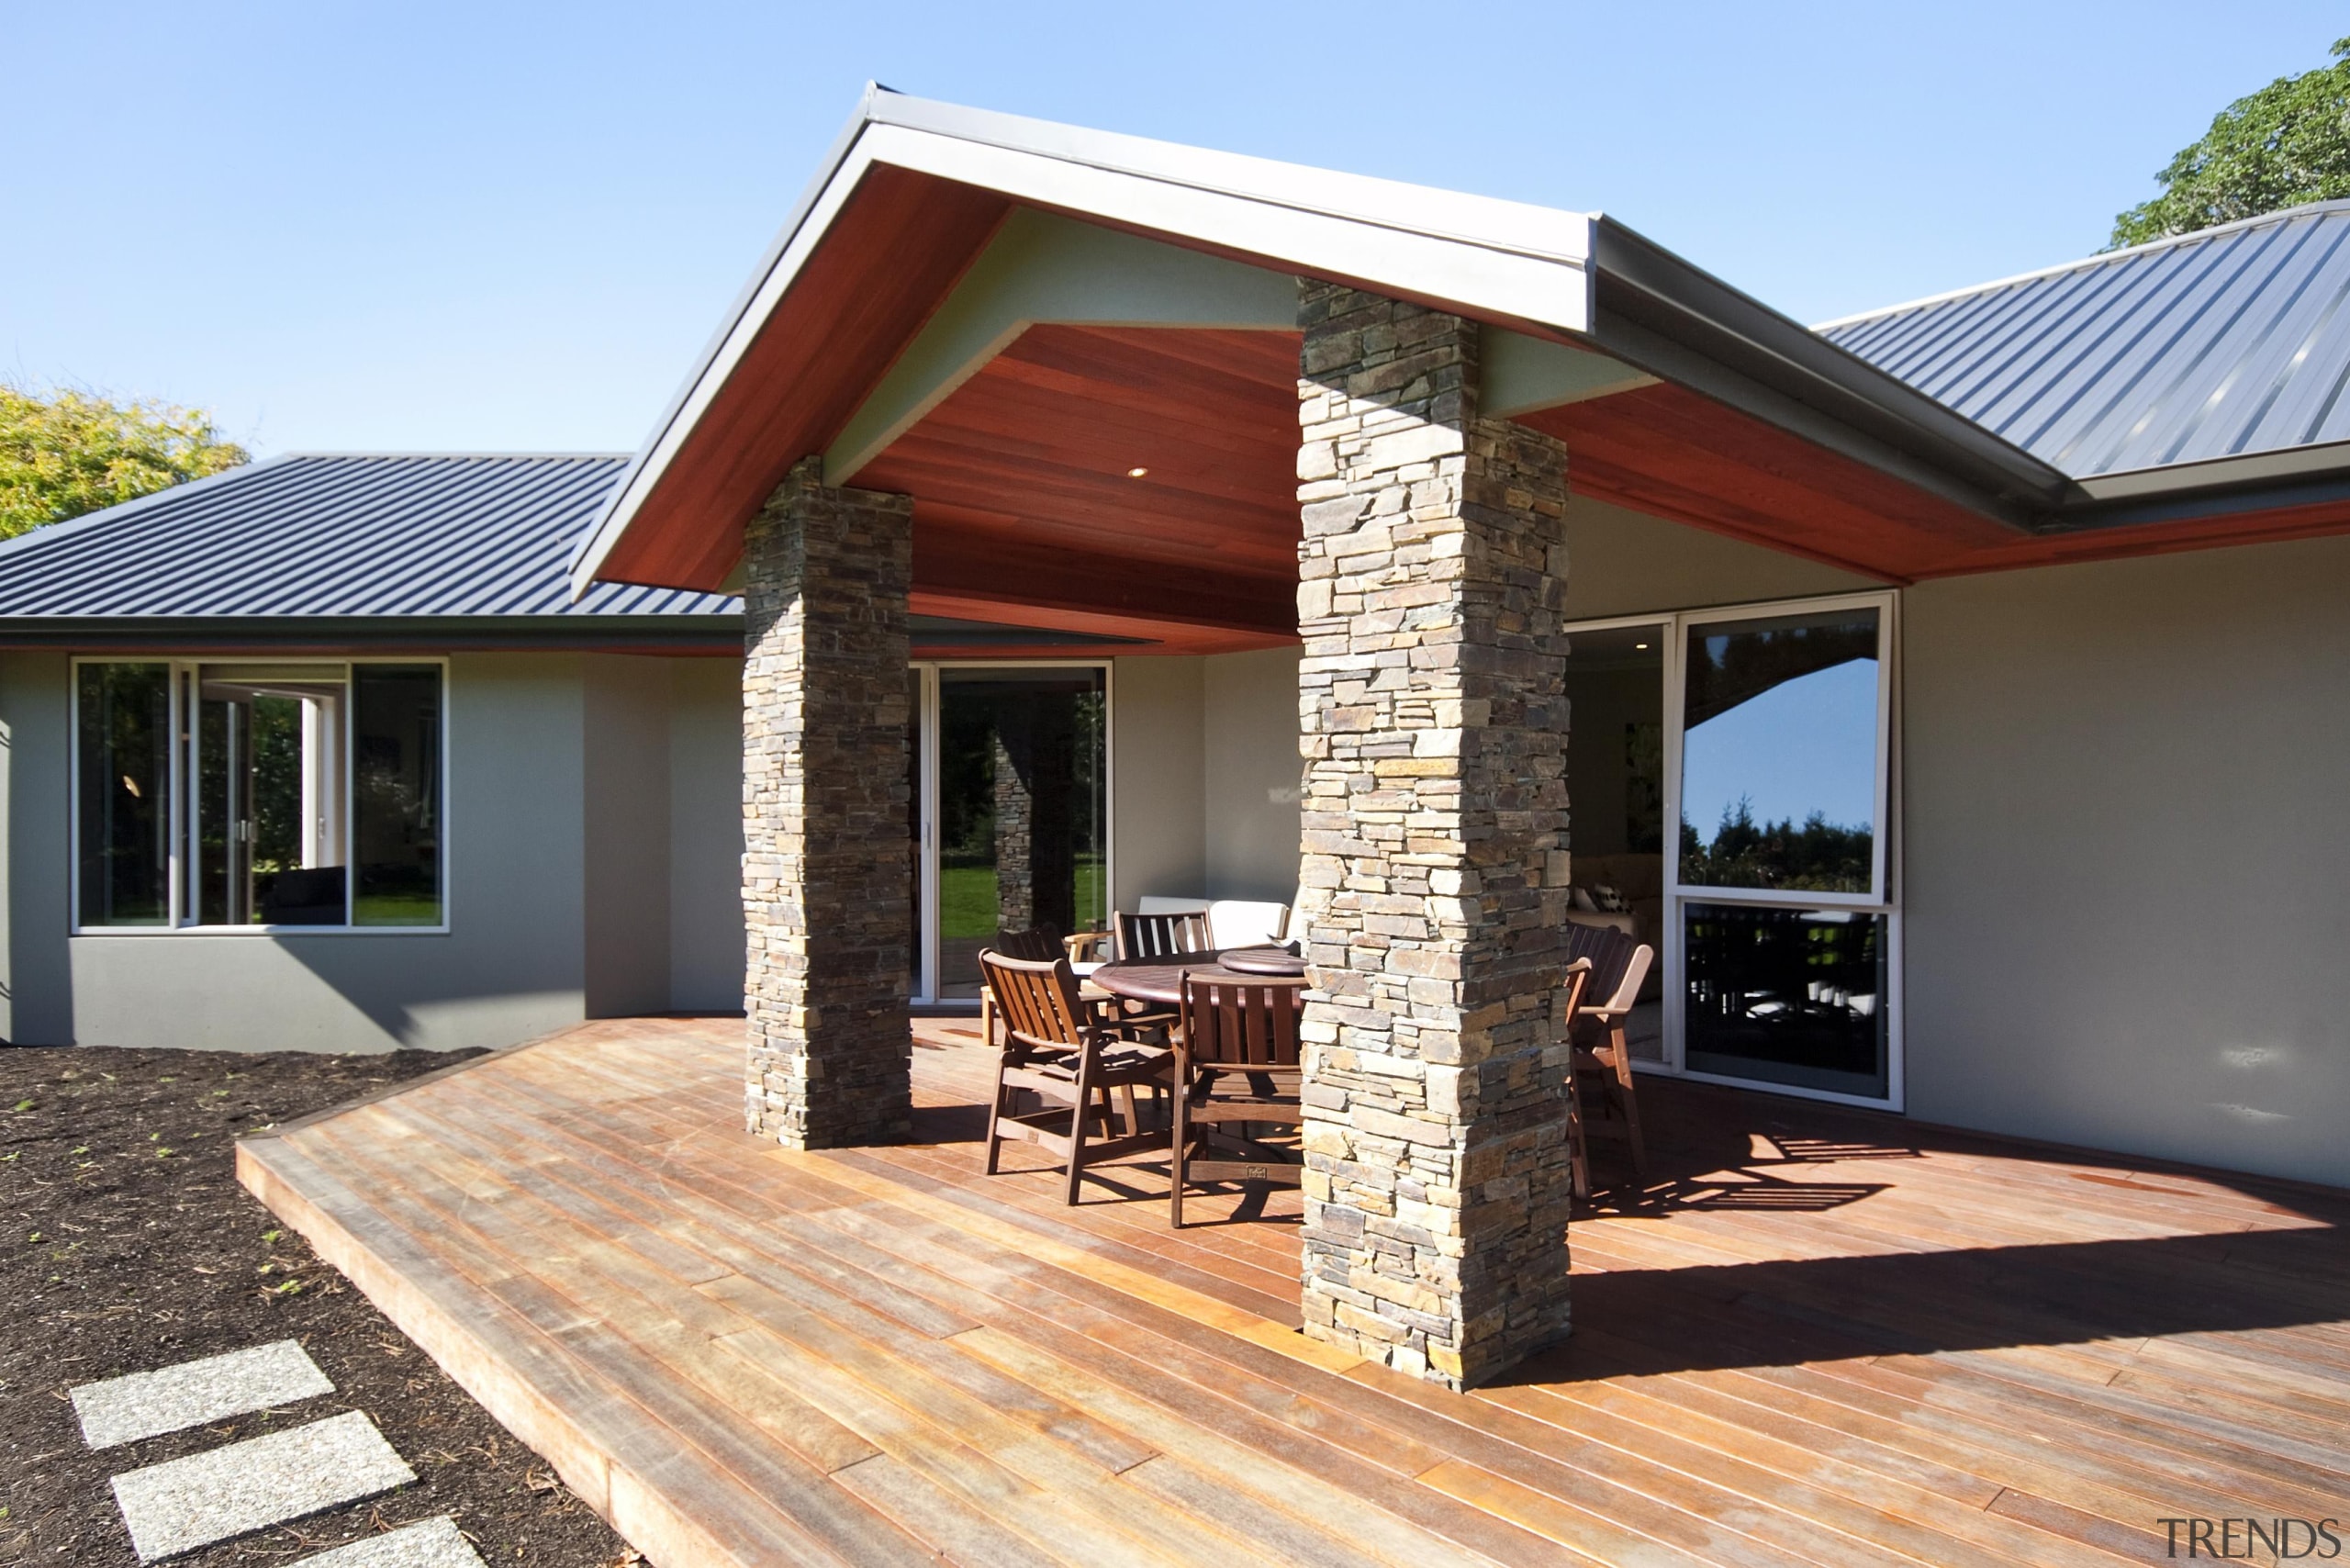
left=0, top=454, right=740, bottom=622
left=1818, top=202, right=2350, bottom=481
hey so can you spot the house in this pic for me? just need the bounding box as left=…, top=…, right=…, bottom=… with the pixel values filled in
left=18, top=89, right=2350, bottom=1389
left=0, top=453, right=747, bottom=1051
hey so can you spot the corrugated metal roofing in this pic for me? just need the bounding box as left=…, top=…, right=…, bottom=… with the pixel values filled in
left=0, top=454, right=739, bottom=619
left=1818, top=201, right=2350, bottom=480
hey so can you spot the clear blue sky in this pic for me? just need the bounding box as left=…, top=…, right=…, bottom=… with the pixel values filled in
left=1683, top=661, right=1879, bottom=840
left=6, top=3, right=2344, bottom=457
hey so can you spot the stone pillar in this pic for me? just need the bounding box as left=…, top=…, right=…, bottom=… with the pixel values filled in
left=743, top=456, right=915, bottom=1148
left=1293, top=284, right=1574, bottom=1389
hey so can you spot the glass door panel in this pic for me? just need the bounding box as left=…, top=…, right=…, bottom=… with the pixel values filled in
left=1682, top=902, right=1890, bottom=1100
left=1561, top=622, right=1668, bottom=1063
left=933, top=668, right=1107, bottom=1000
left=1679, top=606, right=1882, bottom=897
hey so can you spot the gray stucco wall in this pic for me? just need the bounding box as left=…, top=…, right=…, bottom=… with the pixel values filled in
left=1564, top=497, right=1880, bottom=621
left=0, top=649, right=744, bottom=1054
left=668, top=656, right=747, bottom=1011
left=584, top=654, right=676, bottom=1018
left=1109, top=656, right=1206, bottom=910
left=1203, top=647, right=1303, bottom=904
left=1904, top=536, right=2350, bottom=1189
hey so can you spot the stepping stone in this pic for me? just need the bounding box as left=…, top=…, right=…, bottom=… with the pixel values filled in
left=73, top=1339, right=334, bottom=1449
left=110, top=1410, right=415, bottom=1562
left=294, top=1516, right=487, bottom=1568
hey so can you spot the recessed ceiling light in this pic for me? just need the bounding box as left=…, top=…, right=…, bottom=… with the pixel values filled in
left=1126, top=466, right=1148, bottom=477
left=1635, top=642, right=1650, bottom=650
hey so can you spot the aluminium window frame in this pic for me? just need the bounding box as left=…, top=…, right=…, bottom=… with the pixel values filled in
left=67, top=655, right=453, bottom=937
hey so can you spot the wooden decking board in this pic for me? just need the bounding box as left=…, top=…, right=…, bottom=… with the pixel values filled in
left=361, top=1094, right=1237, bottom=1561
left=237, top=1018, right=2350, bottom=1568
left=1751, top=1360, right=2321, bottom=1529
left=1919, top=1347, right=2350, bottom=1483
left=252, top=1134, right=891, bottom=1568
left=297, top=1121, right=945, bottom=1567
left=364, top=1051, right=1449, bottom=1565
left=1819, top=1353, right=2350, bottom=1516
left=757, top=1162, right=1673, bottom=1567
left=868, top=1137, right=1306, bottom=1308
left=1477, top=1381, right=2093, bottom=1568
left=820, top=1144, right=1306, bottom=1327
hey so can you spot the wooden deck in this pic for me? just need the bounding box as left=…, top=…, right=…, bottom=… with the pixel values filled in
left=239, top=1016, right=2350, bottom=1568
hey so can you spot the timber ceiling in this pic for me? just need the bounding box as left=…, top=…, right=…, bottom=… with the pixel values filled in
left=594, top=165, right=2350, bottom=643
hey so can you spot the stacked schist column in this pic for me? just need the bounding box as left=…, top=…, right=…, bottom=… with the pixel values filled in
left=1293, top=283, right=1576, bottom=1389
left=741, top=456, right=917, bottom=1149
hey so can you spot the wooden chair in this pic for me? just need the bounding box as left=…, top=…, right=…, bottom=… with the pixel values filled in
left=1561, top=924, right=1654, bottom=1196
left=979, top=927, right=1062, bottom=1052
left=979, top=950, right=1174, bottom=1204
left=1115, top=909, right=1213, bottom=960
left=1170, top=972, right=1307, bottom=1227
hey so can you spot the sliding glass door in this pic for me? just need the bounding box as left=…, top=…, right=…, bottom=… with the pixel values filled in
left=909, top=665, right=1109, bottom=1003
left=1560, top=593, right=1900, bottom=1108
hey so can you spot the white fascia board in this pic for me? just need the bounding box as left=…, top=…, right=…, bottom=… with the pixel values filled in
left=571, top=94, right=1599, bottom=598
left=866, top=92, right=1596, bottom=270
left=1483, top=330, right=1659, bottom=420
left=859, top=121, right=1595, bottom=335
left=824, top=207, right=1296, bottom=484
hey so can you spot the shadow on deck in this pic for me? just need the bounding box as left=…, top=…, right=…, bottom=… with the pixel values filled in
left=239, top=1015, right=2350, bottom=1568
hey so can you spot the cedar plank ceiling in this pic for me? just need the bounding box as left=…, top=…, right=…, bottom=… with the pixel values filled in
left=861, top=324, right=1304, bottom=650
left=1516, top=386, right=2015, bottom=583
left=602, top=162, right=2350, bottom=633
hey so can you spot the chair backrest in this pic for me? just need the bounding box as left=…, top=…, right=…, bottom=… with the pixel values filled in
left=1610, top=944, right=1656, bottom=1014
left=1560, top=923, right=1651, bottom=1014
left=990, top=926, right=1063, bottom=963
left=1115, top=909, right=1212, bottom=960
left=1136, top=894, right=1210, bottom=916
left=1205, top=899, right=1288, bottom=950
left=1179, top=974, right=1306, bottom=1069
left=978, top=950, right=1090, bottom=1051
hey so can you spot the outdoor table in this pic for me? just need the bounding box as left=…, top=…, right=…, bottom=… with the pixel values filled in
left=1090, top=946, right=1306, bottom=1008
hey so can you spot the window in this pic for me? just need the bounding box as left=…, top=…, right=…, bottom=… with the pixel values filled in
left=74, top=660, right=445, bottom=931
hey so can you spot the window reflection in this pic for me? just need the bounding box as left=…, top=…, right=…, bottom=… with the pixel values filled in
left=934, top=669, right=1107, bottom=999
left=1679, top=609, right=1879, bottom=893
left=1684, top=902, right=1889, bottom=1099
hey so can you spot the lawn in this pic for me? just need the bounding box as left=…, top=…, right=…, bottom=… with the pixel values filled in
left=938, top=855, right=1104, bottom=939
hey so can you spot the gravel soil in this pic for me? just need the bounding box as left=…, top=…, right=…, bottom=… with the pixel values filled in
left=0, top=1046, right=637, bottom=1567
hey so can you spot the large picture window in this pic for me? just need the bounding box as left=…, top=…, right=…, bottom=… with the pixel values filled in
left=74, top=660, right=445, bottom=931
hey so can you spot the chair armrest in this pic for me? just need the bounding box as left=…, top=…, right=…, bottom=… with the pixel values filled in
left=1065, top=931, right=1112, bottom=964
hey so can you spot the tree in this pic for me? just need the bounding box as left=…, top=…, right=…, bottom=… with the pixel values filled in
left=0, top=382, right=249, bottom=540
left=2109, top=39, right=2350, bottom=250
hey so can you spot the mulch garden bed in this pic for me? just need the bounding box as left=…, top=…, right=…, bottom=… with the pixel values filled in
left=0, top=1045, right=637, bottom=1567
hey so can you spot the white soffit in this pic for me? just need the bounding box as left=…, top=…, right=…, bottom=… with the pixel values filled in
left=824, top=208, right=1297, bottom=484
left=1483, top=330, right=1659, bottom=420
left=572, top=88, right=1603, bottom=597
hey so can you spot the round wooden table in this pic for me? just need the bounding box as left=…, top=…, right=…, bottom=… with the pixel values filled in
left=1090, top=947, right=1305, bottom=1007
